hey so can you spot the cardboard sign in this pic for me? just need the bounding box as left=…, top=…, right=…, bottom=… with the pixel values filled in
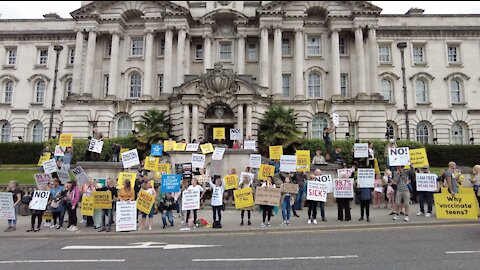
left=88, top=138, right=104, bottom=154
left=296, top=150, right=311, bottom=172
left=29, top=190, right=50, bottom=211
left=249, top=154, right=262, bottom=169
left=332, top=113, right=340, bottom=128
left=243, top=140, right=256, bottom=150
left=434, top=188, right=479, bottom=220
left=59, top=134, right=73, bottom=147
left=212, top=147, right=226, bottom=160
left=121, top=149, right=140, bottom=169
left=200, top=143, right=214, bottom=154
left=388, top=147, right=410, bottom=167
left=163, top=141, right=175, bottom=152
left=269, top=146, right=283, bottom=160
left=57, top=169, right=70, bottom=184
left=306, top=181, right=328, bottom=202
left=92, top=191, right=112, bottom=209
left=150, top=144, right=163, bottom=156
left=282, top=183, right=299, bottom=194
left=173, top=143, right=186, bottom=151
left=213, top=127, right=226, bottom=140
left=234, top=188, right=254, bottom=209
left=0, top=192, right=15, bottom=220
left=144, top=156, right=159, bottom=171
left=72, top=166, right=88, bottom=186
left=230, top=128, right=243, bottom=140
left=37, top=152, right=51, bottom=166
left=210, top=159, right=224, bottom=176
left=182, top=190, right=201, bottom=211
left=136, top=190, right=155, bottom=214
left=254, top=187, right=281, bottom=207
left=224, top=174, right=238, bottom=190
left=191, top=153, right=206, bottom=168
left=115, top=201, right=137, bottom=232
left=161, top=174, right=181, bottom=193
left=34, top=173, right=51, bottom=188
left=280, top=155, right=297, bottom=172
left=316, top=175, right=334, bottom=193
left=54, top=145, right=65, bottom=157
left=334, top=179, right=354, bottom=198
left=337, top=168, right=354, bottom=178
left=193, top=175, right=209, bottom=184
left=186, top=143, right=199, bottom=152
left=80, top=196, right=94, bottom=216
left=354, top=143, right=369, bottom=158
left=117, top=172, right=136, bottom=189
left=408, top=148, right=429, bottom=168
left=357, top=169, right=375, bottom=188
left=416, top=173, right=438, bottom=192
left=42, top=159, right=57, bottom=174
left=258, top=164, right=275, bottom=181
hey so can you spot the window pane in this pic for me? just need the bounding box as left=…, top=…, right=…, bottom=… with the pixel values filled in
left=415, top=80, right=427, bottom=103
left=307, top=37, right=320, bottom=56
left=35, top=81, right=45, bottom=103
left=308, top=73, right=321, bottom=98
left=103, top=75, right=109, bottom=97
left=7, top=48, right=16, bottom=65
left=131, top=39, right=143, bottom=56
left=195, top=44, right=203, bottom=60
left=247, top=43, right=257, bottom=61
left=32, top=122, right=43, bottom=143
left=339, top=37, right=347, bottom=55
left=129, top=73, right=141, bottom=98
left=69, top=48, right=75, bottom=64
left=312, top=115, right=328, bottom=139
left=158, top=74, right=163, bottom=95
left=416, top=123, right=429, bottom=144
left=340, top=74, right=348, bottom=97
left=117, top=116, right=133, bottom=137
left=451, top=122, right=465, bottom=145
left=4, top=81, right=13, bottom=103
left=39, top=49, right=48, bottom=65
left=219, top=42, right=232, bottom=60
left=378, top=46, right=391, bottom=63
left=448, top=46, right=458, bottom=63
left=450, top=80, right=461, bottom=103
left=381, top=79, right=392, bottom=102
left=282, top=38, right=290, bottom=56
left=1, top=122, right=11, bottom=143
left=282, top=74, right=290, bottom=97
left=386, top=123, right=395, bottom=139
left=159, top=38, right=165, bottom=56
left=66, top=80, right=72, bottom=97
left=413, top=45, right=424, bottom=64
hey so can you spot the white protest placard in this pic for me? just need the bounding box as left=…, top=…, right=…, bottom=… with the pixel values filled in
left=88, top=138, right=104, bottom=154
left=185, top=143, right=199, bottom=152
left=115, top=201, right=137, bottom=232
left=72, top=166, right=89, bottom=186
left=57, top=169, right=70, bottom=184
left=337, top=168, right=354, bottom=178
left=29, top=190, right=50, bottom=211
left=182, top=190, right=200, bottom=211
left=332, top=113, right=340, bottom=128
left=280, top=155, right=297, bottom=172
left=416, top=173, right=438, bottom=192
left=244, top=140, right=256, bottom=150
left=211, top=147, right=226, bottom=160
left=357, top=168, right=375, bottom=188
left=249, top=154, right=261, bottom=169
left=306, top=181, right=328, bottom=202
left=54, top=145, right=65, bottom=157
left=210, top=159, right=224, bottom=176
left=354, top=143, right=369, bottom=158
left=316, top=175, right=334, bottom=193
left=230, top=128, right=243, bottom=140
left=0, top=192, right=15, bottom=220
left=388, top=147, right=410, bottom=167
left=121, top=149, right=140, bottom=169
left=334, top=179, right=354, bottom=198
left=42, top=159, right=57, bottom=174
left=239, top=172, right=255, bottom=185
left=191, top=154, right=206, bottom=168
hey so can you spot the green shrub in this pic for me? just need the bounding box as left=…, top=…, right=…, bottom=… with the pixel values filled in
left=0, top=143, right=44, bottom=164
left=425, top=144, right=480, bottom=167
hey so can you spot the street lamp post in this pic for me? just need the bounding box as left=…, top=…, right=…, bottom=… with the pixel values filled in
left=48, top=45, right=63, bottom=139
left=397, top=42, right=409, bottom=140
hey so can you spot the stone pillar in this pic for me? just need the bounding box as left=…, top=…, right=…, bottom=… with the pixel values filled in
left=237, top=34, right=246, bottom=74
left=107, top=30, right=121, bottom=98
left=184, top=35, right=190, bottom=76
left=203, top=34, right=212, bottom=71
left=83, top=28, right=97, bottom=96
left=330, top=28, right=341, bottom=97
left=176, top=28, right=186, bottom=86
left=354, top=25, right=367, bottom=95
left=191, top=104, right=198, bottom=142
left=260, top=27, right=269, bottom=88
left=246, top=104, right=252, bottom=138
left=294, top=28, right=304, bottom=98
left=143, top=30, right=154, bottom=99
left=183, top=104, right=190, bottom=142
left=237, top=104, right=244, bottom=136
left=368, top=25, right=379, bottom=95
left=163, top=27, right=174, bottom=94
left=273, top=27, right=282, bottom=96
left=71, top=30, right=84, bottom=96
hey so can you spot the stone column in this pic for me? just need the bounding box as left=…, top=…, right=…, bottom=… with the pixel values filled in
left=294, top=28, right=304, bottom=98
left=246, top=104, right=252, bottom=138
left=71, top=30, right=84, bottom=96
left=143, top=30, right=154, bottom=99
left=237, top=104, right=244, bottom=136
left=163, top=27, right=174, bottom=94
left=191, top=104, right=198, bottom=142
left=273, top=26, right=282, bottom=96
left=83, top=28, right=97, bottom=96
left=237, top=34, right=246, bottom=74
left=203, top=34, right=212, bottom=71
left=184, top=35, right=190, bottom=76
left=368, top=25, right=379, bottom=95
left=107, top=30, right=121, bottom=98
left=354, top=25, right=367, bottom=95
left=260, top=27, right=269, bottom=88
left=330, top=28, right=341, bottom=97
left=183, top=104, right=190, bottom=142
left=176, top=28, right=186, bottom=86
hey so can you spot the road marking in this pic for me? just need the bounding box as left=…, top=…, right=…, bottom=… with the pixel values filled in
left=0, top=259, right=125, bottom=264
left=62, top=242, right=220, bottom=250
left=193, top=255, right=358, bottom=262
left=446, top=250, right=480, bottom=254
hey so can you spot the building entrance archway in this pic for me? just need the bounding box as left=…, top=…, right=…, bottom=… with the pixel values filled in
left=203, top=103, right=235, bottom=146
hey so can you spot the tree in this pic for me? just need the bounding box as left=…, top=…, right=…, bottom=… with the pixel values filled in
left=257, top=104, right=303, bottom=155
left=135, top=110, right=171, bottom=153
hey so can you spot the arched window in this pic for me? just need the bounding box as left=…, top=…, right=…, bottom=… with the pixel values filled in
left=1, top=122, right=11, bottom=143
left=451, top=121, right=467, bottom=145
left=450, top=79, right=463, bottom=104
left=129, top=72, right=142, bottom=98
left=117, top=115, right=133, bottom=137
left=386, top=121, right=397, bottom=139
left=381, top=78, right=393, bottom=102
left=35, top=80, right=46, bottom=104
left=415, top=79, right=428, bottom=103
left=312, top=114, right=329, bottom=139
left=32, top=121, right=44, bottom=143
left=65, top=80, right=72, bottom=97
left=416, top=122, right=430, bottom=144
left=308, top=73, right=321, bottom=98
left=3, top=81, right=13, bottom=103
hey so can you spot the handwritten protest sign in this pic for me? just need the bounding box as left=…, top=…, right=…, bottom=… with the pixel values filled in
left=161, top=174, right=181, bottom=193
left=249, top=154, right=261, bottom=169
left=144, top=156, right=159, bottom=171
left=186, top=143, right=199, bottom=152
left=163, top=141, right=175, bottom=152
left=269, top=146, right=283, bottom=160
left=193, top=174, right=209, bottom=184
left=182, top=190, right=200, bottom=211
left=306, top=181, right=328, bottom=202
left=211, top=147, right=226, bottom=160
left=59, top=134, right=73, bottom=147
left=434, top=188, right=479, bottom=220
left=37, top=152, right=51, bottom=166
left=280, top=155, right=297, bottom=172
left=0, top=192, right=15, bottom=220
left=213, top=127, right=226, bottom=140
left=296, top=150, right=310, bottom=172
left=243, top=140, right=256, bottom=150
left=316, top=175, right=333, bottom=193
left=255, top=187, right=281, bottom=207
left=72, top=166, right=88, bottom=186
left=332, top=113, right=340, bottom=128
left=121, top=149, right=140, bottom=168
left=54, top=145, right=65, bottom=157
left=357, top=169, right=375, bottom=188
left=117, top=172, right=136, bottom=189
left=337, top=168, right=354, bottom=178
left=92, top=191, right=112, bottom=209
left=258, top=164, right=275, bottom=181
left=191, top=154, right=206, bottom=168
left=80, top=196, right=93, bottom=216
left=116, top=201, right=137, bottom=232
left=88, top=138, right=104, bottom=154
left=200, top=143, right=214, bottom=154
left=34, top=173, right=51, bottom=188
left=42, top=159, right=57, bottom=174
left=150, top=144, right=163, bottom=156
left=234, top=188, right=254, bottom=209
left=239, top=172, right=254, bottom=185
left=282, top=183, right=299, bottom=194
left=354, top=143, right=368, bottom=158
left=388, top=147, right=410, bottom=167
left=29, top=191, right=50, bottom=211
left=136, top=190, right=155, bottom=214
left=407, top=148, right=429, bottom=169
left=224, top=174, right=238, bottom=190
left=416, top=173, right=438, bottom=192
left=210, top=159, right=224, bottom=176
left=334, top=179, right=354, bottom=198
left=230, top=128, right=243, bottom=140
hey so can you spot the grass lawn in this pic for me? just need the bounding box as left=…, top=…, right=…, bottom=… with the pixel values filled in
left=0, top=170, right=38, bottom=185
left=0, top=164, right=37, bottom=168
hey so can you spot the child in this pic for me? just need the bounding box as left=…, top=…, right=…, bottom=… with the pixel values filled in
left=260, top=176, right=276, bottom=227
left=139, top=181, right=156, bottom=231
left=209, top=175, right=225, bottom=228
left=373, top=173, right=384, bottom=209
left=185, top=178, right=205, bottom=226
left=280, top=176, right=294, bottom=226
left=238, top=174, right=253, bottom=226
left=159, top=193, right=175, bottom=229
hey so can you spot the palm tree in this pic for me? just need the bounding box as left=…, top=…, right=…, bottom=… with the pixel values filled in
left=257, top=104, right=303, bottom=155
left=135, top=109, right=171, bottom=152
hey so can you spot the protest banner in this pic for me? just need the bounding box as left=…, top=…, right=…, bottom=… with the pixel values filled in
left=210, top=159, right=224, bottom=176
left=117, top=172, right=136, bottom=189
left=191, top=153, right=206, bottom=168
left=239, top=172, right=255, bottom=185
left=72, top=166, right=88, bottom=186
left=34, top=173, right=51, bottom=188
left=29, top=190, right=50, bottom=211
left=193, top=174, right=209, bottom=184
left=254, top=187, right=281, bottom=207
left=37, top=152, right=51, bottom=166
left=116, top=201, right=137, bottom=232
left=269, top=146, right=283, bottom=160
left=280, top=155, right=297, bottom=172
left=234, top=188, right=254, bottom=209
left=88, top=138, right=104, bottom=154
left=54, top=145, right=65, bottom=157
left=337, top=168, right=354, bottom=178
left=249, top=154, right=262, bottom=169
left=354, top=143, right=369, bottom=158
left=332, top=113, right=340, bottom=128
left=157, top=163, right=171, bottom=174
left=200, top=143, right=214, bottom=154
left=92, top=191, right=112, bottom=209
left=144, top=156, right=159, bottom=171
left=306, top=181, right=328, bottom=202
left=434, top=188, right=479, bottom=220
left=230, top=128, right=243, bottom=140
left=161, top=174, right=181, bottom=193
left=211, top=147, right=226, bottom=160
left=416, top=173, right=438, bottom=192
left=173, top=142, right=186, bottom=151
left=316, top=175, right=334, bottom=193
left=182, top=190, right=200, bottom=211
left=80, top=196, right=94, bottom=216
left=0, top=192, right=15, bottom=220
left=357, top=168, right=375, bottom=188
left=121, top=149, right=140, bottom=168
left=388, top=147, right=410, bottom=166
left=42, top=159, right=57, bottom=174
left=282, top=183, right=299, bottom=194
left=97, top=178, right=107, bottom=188
left=186, top=143, right=199, bottom=152
left=224, top=174, right=238, bottom=190
left=163, top=141, right=175, bottom=152
left=150, top=144, right=163, bottom=156
left=258, top=164, right=275, bottom=181
left=407, top=148, right=429, bottom=169
left=59, top=133, right=73, bottom=147
left=333, top=179, right=354, bottom=198
left=136, top=190, right=155, bottom=214
left=243, top=140, right=256, bottom=150
left=296, top=150, right=310, bottom=172
left=213, top=127, right=226, bottom=140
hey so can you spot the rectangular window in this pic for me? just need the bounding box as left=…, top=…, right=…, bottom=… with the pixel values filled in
left=247, top=43, right=257, bottom=61
left=339, top=37, right=347, bottom=55
left=103, top=74, right=109, bottom=97
left=6, top=48, right=16, bottom=65
left=447, top=45, right=460, bottom=64
left=307, top=37, right=321, bottom=56
left=282, top=38, right=291, bottom=56
left=131, top=38, right=144, bottom=56
left=412, top=45, right=425, bottom=64
left=348, top=122, right=358, bottom=140
left=158, top=74, right=163, bottom=95
left=282, top=74, right=291, bottom=97
left=219, top=42, right=232, bottom=61
left=158, top=37, right=165, bottom=57
left=195, top=43, right=203, bottom=60
left=340, top=73, right=348, bottom=97
left=105, top=40, right=112, bottom=57
left=38, top=48, right=48, bottom=65
left=68, top=47, right=75, bottom=65
left=378, top=45, right=391, bottom=63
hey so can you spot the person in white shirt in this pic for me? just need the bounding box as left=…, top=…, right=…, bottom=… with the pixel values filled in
left=209, top=176, right=225, bottom=228
left=185, top=179, right=205, bottom=225
left=260, top=176, right=276, bottom=227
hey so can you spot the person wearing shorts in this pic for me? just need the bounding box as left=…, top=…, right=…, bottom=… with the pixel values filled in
left=392, top=166, right=411, bottom=222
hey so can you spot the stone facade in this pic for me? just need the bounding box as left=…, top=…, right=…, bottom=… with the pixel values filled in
left=0, top=1, right=479, bottom=145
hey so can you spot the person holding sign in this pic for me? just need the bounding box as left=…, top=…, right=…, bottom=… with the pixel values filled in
left=96, top=179, right=117, bottom=232
left=260, top=176, right=276, bottom=228
left=392, top=166, right=411, bottom=222
left=416, top=166, right=435, bottom=218
left=27, top=185, right=49, bottom=232
left=185, top=178, right=205, bottom=225
left=118, top=180, right=135, bottom=201
left=238, top=174, right=253, bottom=226
left=4, top=180, right=23, bottom=232
left=66, top=180, right=80, bottom=232
left=280, top=177, right=295, bottom=226
left=323, top=126, right=336, bottom=160
left=306, top=174, right=319, bottom=225
left=138, top=182, right=157, bottom=231
left=208, top=176, right=225, bottom=229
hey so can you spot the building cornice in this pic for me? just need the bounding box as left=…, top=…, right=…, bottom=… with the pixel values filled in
left=378, top=27, right=480, bottom=38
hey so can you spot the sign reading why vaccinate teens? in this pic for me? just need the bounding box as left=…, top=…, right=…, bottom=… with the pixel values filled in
left=116, top=201, right=137, bottom=232
left=150, top=144, right=163, bottom=156
left=357, top=169, right=375, bottom=188
left=334, top=179, right=354, bottom=198
left=434, top=188, right=479, bottom=220
left=416, top=173, right=438, bottom=192
left=254, top=187, right=281, bottom=207
left=136, top=190, right=155, bottom=214
left=92, top=191, right=112, bottom=209
left=388, top=147, right=410, bottom=167
left=234, top=188, right=254, bottom=209
left=29, top=190, right=50, bottom=211
left=354, top=143, right=369, bottom=158
left=182, top=190, right=201, bottom=211
left=161, top=174, right=181, bottom=193
left=0, top=192, right=15, bottom=220
left=307, top=181, right=328, bottom=202
left=121, top=149, right=140, bottom=169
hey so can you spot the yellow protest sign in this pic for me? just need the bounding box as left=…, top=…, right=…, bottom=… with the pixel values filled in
left=157, top=163, right=171, bottom=174
left=224, top=174, right=238, bottom=190
left=92, top=191, right=112, bottom=209
left=213, top=127, right=225, bottom=140
left=144, top=156, right=159, bottom=171
left=296, top=150, right=311, bottom=172
left=269, top=146, right=283, bottom=160
left=37, top=152, right=51, bottom=166
left=173, top=143, right=186, bottom=151
left=80, top=196, right=94, bottom=216
left=117, top=172, right=136, bottom=189
left=43, top=211, right=52, bottom=221
left=136, top=189, right=155, bottom=214
left=434, top=187, right=479, bottom=220
left=233, top=187, right=254, bottom=209
left=407, top=148, right=429, bottom=169
left=164, top=141, right=175, bottom=152
left=374, top=158, right=380, bottom=175
left=200, top=143, right=214, bottom=154
left=120, top=148, right=129, bottom=156
left=258, top=164, right=275, bottom=181
left=59, top=134, right=73, bottom=147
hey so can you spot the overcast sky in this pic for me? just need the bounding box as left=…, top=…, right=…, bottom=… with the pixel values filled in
left=1, top=1, right=480, bottom=19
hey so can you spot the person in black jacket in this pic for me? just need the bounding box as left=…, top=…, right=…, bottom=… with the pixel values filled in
left=97, top=179, right=117, bottom=232
left=159, top=193, right=175, bottom=229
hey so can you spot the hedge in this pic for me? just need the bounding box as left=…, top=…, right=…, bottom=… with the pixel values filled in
left=0, top=143, right=44, bottom=164
left=425, top=144, right=480, bottom=167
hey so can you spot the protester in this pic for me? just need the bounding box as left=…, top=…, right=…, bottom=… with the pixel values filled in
left=445, top=161, right=458, bottom=194
left=43, top=181, right=54, bottom=227
left=232, top=140, right=241, bottom=149
left=91, top=128, right=104, bottom=161
left=306, top=174, right=319, bottom=225
left=472, top=165, right=480, bottom=204
left=238, top=173, right=253, bottom=226
left=66, top=180, right=80, bottom=231
left=49, top=178, right=66, bottom=229
left=260, top=176, right=276, bottom=227
left=139, top=181, right=156, bottom=231
left=28, top=185, right=48, bottom=232
left=323, top=126, right=336, bottom=160
left=223, top=168, right=236, bottom=206
left=97, top=179, right=117, bottom=232
left=357, top=184, right=373, bottom=222
left=384, top=139, right=397, bottom=172
left=373, top=173, right=384, bottom=209
left=4, top=180, right=22, bottom=232
left=392, top=166, right=411, bottom=222
left=367, top=142, right=375, bottom=168
left=331, top=147, right=346, bottom=166
left=111, top=143, right=121, bottom=162
left=209, top=175, right=225, bottom=228
left=159, top=193, right=175, bottom=229
left=293, top=171, right=306, bottom=216
left=280, top=176, right=294, bottom=226
left=82, top=179, right=96, bottom=227
left=314, top=169, right=328, bottom=222
left=185, top=178, right=204, bottom=226
left=118, top=180, right=135, bottom=201
left=311, top=150, right=327, bottom=165
left=417, top=166, right=434, bottom=217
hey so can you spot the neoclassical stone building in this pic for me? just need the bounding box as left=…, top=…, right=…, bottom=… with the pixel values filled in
left=0, top=1, right=479, bottom=145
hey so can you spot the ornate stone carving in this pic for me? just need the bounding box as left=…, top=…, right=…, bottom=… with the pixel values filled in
left=196, top=62, right=239, bottom=98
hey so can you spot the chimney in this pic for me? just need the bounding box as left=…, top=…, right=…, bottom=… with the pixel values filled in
left=406, top=7, right=425, bottom=15
left=43, top=13, right=62, bottom=19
